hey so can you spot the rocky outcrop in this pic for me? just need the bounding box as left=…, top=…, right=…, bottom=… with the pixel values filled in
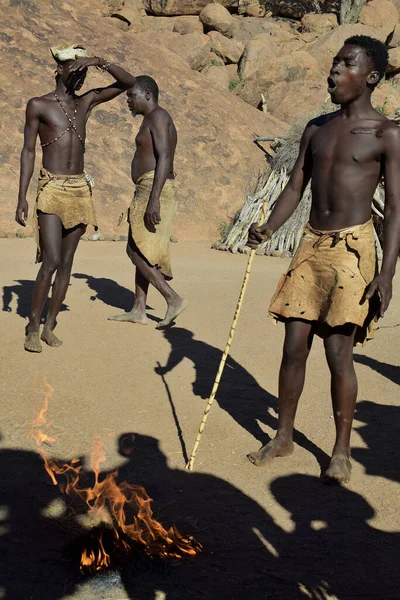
left=262, top=1, right=338, bottom=19
left=307, top=23, right=386, bottom=71
left=109, top=0, right=146, bottom=25
left=236, top=50, right=320, bottom=106
left=358, top=0, right=398, bottom=38
left=244, top=3, right=266, bottom=16
left=262, top=0, right=369, bottom=23
left=388, top=46, right=400, bottom=72
left=199, top=3, right=234, bottom=36
left=231, top=14, right=295, bottom=44
left=239, top=34, right=278, bottom=79
left=301, top=13, right=338, bottom=35
left=264, top=80, right=329, bottom=123
left=0, top=0, right=287, bottom=240
left=207, top=31, right=245, bottom=63
left=143, top=0, right=237, bottom=16
left=203, top=64, right=230, bottom=88
left=388, top=23, right=400, bottom=48
left=172, top=15, right=204, bottom=34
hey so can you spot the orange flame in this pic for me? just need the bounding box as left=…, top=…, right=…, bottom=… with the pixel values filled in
left=30, top=377, right=201, bottom=573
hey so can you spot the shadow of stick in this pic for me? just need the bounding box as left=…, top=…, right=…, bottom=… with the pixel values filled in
left=156, top=361, right=188, bottom=465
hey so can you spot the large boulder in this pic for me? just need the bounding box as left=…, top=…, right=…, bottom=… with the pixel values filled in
left=231, top=14, right=295, bottom=44
left=245, top=3, right=266, bottom=16
left=107, top=0, right=146, bottom=23
left=387, top=0, right=400, bottom=17
left=238, top=34, right=278, bottom=79
left=236, top=50, right=320, bottom=106
left=169, top=31, right=212, bottom=71
left=301, top=13, right=338, bottom=35
left=388, top=46, right=400, bottom=72
left=307, top=23, right=386, bottom=71
left=372, top=81, right=400, bottom=114
left=199, top=3, right=234, bottom=36
left=388, top=23, right=400, bottom=48
left=172, top=15, right=204, bottom=35
left=264, top=80, right=329, bottom=123
left=207, top=31, right=245, bottom=63
left=143, top=0, right=236, bottom=15
left=140, top=15, right=175, bottom=31
left=279, top=37, right=306, bottom=54
left=0, top=0, right=288, bottom=241
left=358, top=0, right=398, bottom=39
left=137, top=30, right=212, bottom=71
left=203, top=64, right=230, bottom=88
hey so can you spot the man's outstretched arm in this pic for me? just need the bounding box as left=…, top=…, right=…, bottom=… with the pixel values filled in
left=67, top=57, right=136, bottom=106
left=16, top=98, right=40, bottom=226
left=366, top=125, right=400, bottom=317
left=247, top=121, right=315, bottom=248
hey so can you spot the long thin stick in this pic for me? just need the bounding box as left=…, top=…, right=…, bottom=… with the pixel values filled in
left=186, top=196, right=269, bottom=471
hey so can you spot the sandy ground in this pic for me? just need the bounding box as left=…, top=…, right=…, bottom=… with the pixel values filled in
left=1, top=238, right=399, bottom=600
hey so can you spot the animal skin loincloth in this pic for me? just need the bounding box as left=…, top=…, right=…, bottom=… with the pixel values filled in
left=269, top=219, right=379, bottom=345
left=33, top=168, right=97, bottom=262
left=128, top=170, right=178, bottom=280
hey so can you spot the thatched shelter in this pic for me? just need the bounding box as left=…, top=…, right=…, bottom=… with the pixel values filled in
left=217, top=100, right=393, bottom=260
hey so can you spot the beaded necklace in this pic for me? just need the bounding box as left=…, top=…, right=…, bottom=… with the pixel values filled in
left=41, top=92, right=85, bottom=152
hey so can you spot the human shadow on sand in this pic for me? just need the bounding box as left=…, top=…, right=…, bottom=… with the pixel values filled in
left=4, top=433, right=398, bottom=600
left=72, top=273, right=156, bottom=320
left=0, top=444, right=86, bottom=600
left=352, top=400, right=400, bottom=483
left=2, top=279, right=68, bottom=319
left=354, top=353, right=400, bottom=386
left=267, top=473, right=400, bottom=599
left=155, top=328, right=330, bottom=472
left=92, top=435, right=400, bottom=599
left=107, top=433, right=291, bottom=600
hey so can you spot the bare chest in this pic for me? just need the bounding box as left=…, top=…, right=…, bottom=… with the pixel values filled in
left=312, top=125, right=383, bottom=167
left=135, top=124, right=152, bottom=150
left=40, top=99, right=88, bottom=132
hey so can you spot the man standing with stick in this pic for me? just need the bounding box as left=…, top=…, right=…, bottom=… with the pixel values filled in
left=247, top=36, right=400, bottom=484
left=16, top=45, right=136, bottom=352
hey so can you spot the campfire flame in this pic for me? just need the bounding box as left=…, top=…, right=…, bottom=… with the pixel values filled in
left=30, top=376, right=201, bottom=573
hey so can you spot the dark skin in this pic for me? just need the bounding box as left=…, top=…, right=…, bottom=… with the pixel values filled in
left=247, top=44, right=400, bottom=483
left=109, top=84, right=187, bottom=328
left=16, top=56, right=136, bottom=352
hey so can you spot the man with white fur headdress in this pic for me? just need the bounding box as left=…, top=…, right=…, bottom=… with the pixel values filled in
left=16, top=44, right=136, bottom=352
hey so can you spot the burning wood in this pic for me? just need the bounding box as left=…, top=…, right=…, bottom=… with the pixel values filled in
left=29, top=376, right=202, bottom=574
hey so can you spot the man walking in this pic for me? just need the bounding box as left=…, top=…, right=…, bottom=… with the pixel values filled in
left=109, top=76, right=187, bottom=328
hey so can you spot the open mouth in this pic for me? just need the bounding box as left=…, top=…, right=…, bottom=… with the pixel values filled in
left=327, top=76, right=337, bottom=93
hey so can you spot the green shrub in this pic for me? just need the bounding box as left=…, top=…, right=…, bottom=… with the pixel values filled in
left=229, top=78, right=242, bottom=92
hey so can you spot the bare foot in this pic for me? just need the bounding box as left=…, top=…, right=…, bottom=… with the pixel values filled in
left=24, top=331, right=42, bottom=353
left=156, top=298, right=188, bottom=329
left=41, top=328, right=63, bottom=347
left=108, top=309, right=148, bottom=325
left=323, top=454, right=352, bottom=485
left=247, top=437, right=294, bottom=467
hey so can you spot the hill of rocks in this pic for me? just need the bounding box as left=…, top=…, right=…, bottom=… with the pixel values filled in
left=1, top=0, right=400, bottom=240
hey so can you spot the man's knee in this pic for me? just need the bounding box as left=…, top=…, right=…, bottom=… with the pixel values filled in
left=41, top=253, right=60, bottom=275
left=324, top=341, right=354, bottom=376
left=58, top=254, right=74, bottom=275
left=281, top=344, right=309, bottom=369
left=126, top=241, right=138, bottom=265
